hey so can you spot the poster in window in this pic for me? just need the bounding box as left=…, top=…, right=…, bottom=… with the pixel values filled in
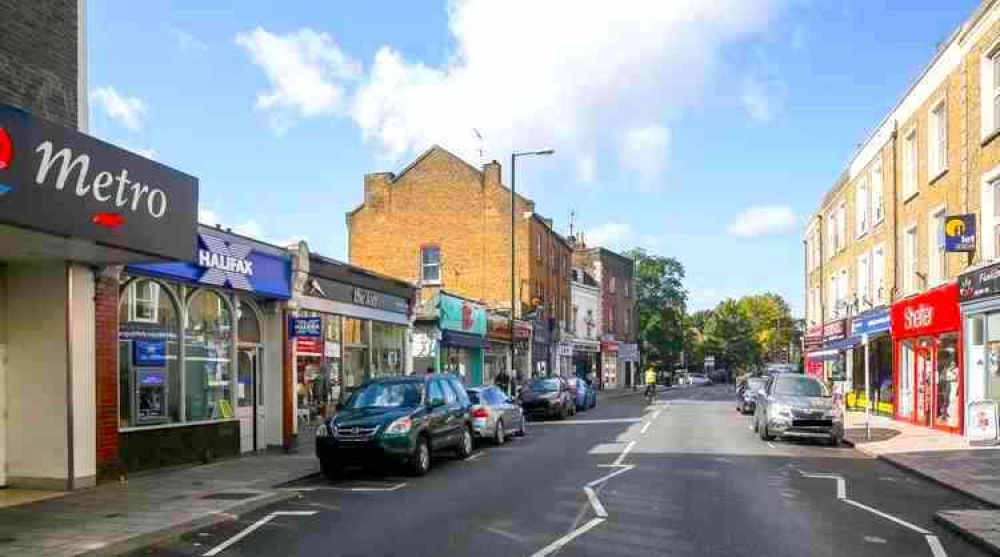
left=134, top=340, right=167, bottom=367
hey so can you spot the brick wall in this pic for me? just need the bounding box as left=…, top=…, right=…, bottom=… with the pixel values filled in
left=573, top=247, right=637, bottom=342
left=0, top=0, right=79, bottom=128
left=94, top=271, right=121, bottom=480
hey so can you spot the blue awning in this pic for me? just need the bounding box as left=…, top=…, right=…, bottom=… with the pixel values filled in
left=807, top=337, right=861, bottom=361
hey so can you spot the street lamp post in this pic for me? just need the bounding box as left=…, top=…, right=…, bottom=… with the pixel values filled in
left=510, top=149, right=554, bottom=397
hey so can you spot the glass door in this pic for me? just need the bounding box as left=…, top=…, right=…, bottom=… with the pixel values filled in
left=916, top=338, right=935, bottom=426
left=898, top=340, right=914, bottom=419
left=934, top=333, right=960, bottom=430
left=236, top=348, right=258, bottom=452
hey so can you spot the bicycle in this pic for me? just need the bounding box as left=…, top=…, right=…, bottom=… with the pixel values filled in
left=644, top=384, right=656, bottom=405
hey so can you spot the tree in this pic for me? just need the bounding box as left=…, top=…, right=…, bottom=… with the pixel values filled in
left=737, top=293, right=795, bottom=363
left=703, top=299, right=759, bottom=375
left=624, top=248, right=687, bottom=371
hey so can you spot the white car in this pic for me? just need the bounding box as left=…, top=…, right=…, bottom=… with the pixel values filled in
left=689, top=373, right=713, bottom=386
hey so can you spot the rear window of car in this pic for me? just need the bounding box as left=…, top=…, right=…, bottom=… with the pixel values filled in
left=531, top=378, right=560, bottom=391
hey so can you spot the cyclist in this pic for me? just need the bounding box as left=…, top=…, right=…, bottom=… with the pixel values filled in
left=643, top=365, right=658, bottom=401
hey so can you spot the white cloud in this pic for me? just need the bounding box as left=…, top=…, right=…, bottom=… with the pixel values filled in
left=350, top=0, right=786, bottom=183
left=235, top=27, right=362, bottom=134
left=171, top=28, right=208, bottom=55
left=575, top=154, right=596, bottom=184
left=740, top=52, right=787, bottom=123
left=91, top=86, right=148, bottom=131
left=583, top=221, right=663, bottom=252
left=727, top=205, right=797, bottom=236
left=619, top=125, right=670, bottom=190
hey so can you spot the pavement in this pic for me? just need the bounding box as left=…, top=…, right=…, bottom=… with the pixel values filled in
left=0, top=452, right=318, bottom=557
left=120, top=385, right=992, bottom=557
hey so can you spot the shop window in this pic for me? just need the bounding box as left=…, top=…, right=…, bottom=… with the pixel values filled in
left=935, top=333, right=960, bottom=429
left=372, top=321, right=405, bottom=378
left=987, top=313, right=1000, bottom=403
left=343, top=317, right=370, bottom=390
left=129, top=279, right=160, bottom=323
left=421, top=246, right=441, bottom=284
left=929, top=101, right=947, bottom=179
left=903, top=129, right=918, bottom=199
left=872, top=161, right=884, bottom=224
left=119, top=279, right=181, bottom=427
left=899, top=340, right=915, bottom=418
left=185, top=290, right=233, bottom=421
left=237, top=299, right=261, bottom=344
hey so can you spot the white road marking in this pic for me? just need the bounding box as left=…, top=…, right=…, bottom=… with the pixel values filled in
left=582, top=486, right=608, bottom=518
left=284, top=482, right=408, bottom=493
left=587, top=465, right=635, bottom=487
left=767, top=442, right=776, bottom=449
left=530, top=418, right=641, bottom=425
left=527, top=517, right=605, bottom=557
left=652, top=410, right=662, bottom=420
left=467, top=452, right=485, bottom=461
left=612, top=441, right=636, bottom=466
left=640, top=421, right=652, bottom=435
left=798, top=470, right=946, bottom=557
left=202, top=511, right=317, bottom=556
left=864, top=536, right=887, bottom=544
left=483, top=525, right=529, bottom=543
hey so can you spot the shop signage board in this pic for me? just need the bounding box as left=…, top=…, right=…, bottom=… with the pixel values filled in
left=823, top=320, right=846, bottom=341
left=412, top=331, right=439, bottom=358
left=305, top=275, right=409, bottom=315
left=439, top=293, right=487, bottom=335
left=601, top=340, right=619, bottom=352
left=968, top=400, right=999, bottom=446
left=352, top=287, right=380, bottom=308
left=133, top=340, right=166, bottom=367
left=296, top=337, right=323, bottom=354
left=944, top=214, right=976, bottom=252
left=513, top=320, right=532, bottom=340
left=851, top=308, right=891, bottom=337
left=487, top=314, right=512, bottom=341
left=558, top=344, right=574, bottom=357
left=290, top=317, right=322, bottom=338
left=0, top=104, right=198, bottom=261
left=130, top=231, right=292, bottom=299
left=805, top=358, right=824, bottom=379
left=619, top=343, right=640, bottom=362
left=891, top=283, right=961, bottom=339
left=959, top=263, right=1000, bottom=302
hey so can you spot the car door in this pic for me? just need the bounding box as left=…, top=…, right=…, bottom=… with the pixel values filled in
left=489, top=387, right=512, bottom=432
left=426, top=379, right=451, bottom=450
left=440, top=378, right=463, bottom=446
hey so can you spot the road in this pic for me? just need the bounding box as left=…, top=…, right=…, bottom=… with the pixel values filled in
left=131, top=385, right=991, bottom=557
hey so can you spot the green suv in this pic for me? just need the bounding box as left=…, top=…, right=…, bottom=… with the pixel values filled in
left=315, top=373, right=474, bottom=478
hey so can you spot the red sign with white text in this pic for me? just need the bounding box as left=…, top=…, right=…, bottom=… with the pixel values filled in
left=296, top=337, right=323, bottom=354
left=891, top=282, right=960, bottom=339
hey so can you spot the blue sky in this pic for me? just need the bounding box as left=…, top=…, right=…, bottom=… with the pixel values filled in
left=87, top=1, right=981, bottom=316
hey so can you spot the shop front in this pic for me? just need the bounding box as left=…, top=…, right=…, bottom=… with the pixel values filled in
left=619, top=343, right=640, bottom=387
left=533, top=318, right=552, bottom=376
left=891, top=283, right=963, bottom=433
left=601, top=339, right=620, bottom=388
left=486, top=313, right=512, bottom=386
left=512, top=320, right=532, bottom=387
left=803, top=325, right=825, bottom=379
left=846, top=308, right=893, bottom=416
left=571, top=340, right=600, bottom=381
left=121, top=227, right=291, bottom=468
left=960, top=263, right=1000, bottom=437
left=289, top=249, right=415, bottom=439
left=0, top=104, right=199, bottom=489
left=438, top=292, right=487, bottom=384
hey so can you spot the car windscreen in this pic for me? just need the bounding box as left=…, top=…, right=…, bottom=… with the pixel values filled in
left=345, top=382, right=424, bottom=409
left=772, top=376, right=828, bottom=397
left=467, top=390, right=482, bottom=404
left=530, top=378, right=560, bottom=391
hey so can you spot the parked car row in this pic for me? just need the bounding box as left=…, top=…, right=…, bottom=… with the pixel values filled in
left=314, top=372, right=599, bottom=480
left=742, top=373, right=844, bottom=446
left=678, top=373, right=714, bottom=386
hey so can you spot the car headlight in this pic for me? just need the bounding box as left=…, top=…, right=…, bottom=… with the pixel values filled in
left=316, top=423, right=331, bottom=438
left=385, top=416, right=412, bottom=436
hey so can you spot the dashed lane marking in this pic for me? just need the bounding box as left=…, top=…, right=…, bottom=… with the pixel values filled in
left=202, top=511, right=317, bottom=556
left=530, top=418, right=642, bottom=425
left=640, top=422, right=652, bottom=435
left=282, top=483, right=407, bottom=493
left=612, top=441, right=637, bottom=466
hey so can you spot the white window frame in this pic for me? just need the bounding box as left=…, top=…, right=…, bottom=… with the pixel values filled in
left=871, top=159, right=885, bottom=225
left=873, top=243, right=886, bottom=304
left=928, top=205, right=947, bottom=286
left=929, top=99, right=947, bottom=180
left=981, top=39, right=1000, bottom=141
left=903, top=223, right=919, bottom=294
left=826, top=214, right=837, bottom=261
left=420, top=245, right=442, bottom=285
left=837, top=201, right=847, bottom=252
left=857, top=252, right=870, bottom=308
left=856, top=177, right=869, bottom=238
left=129, top=280, right=160, bottom=324
left=829, top=274, right=838, bottom=318
left=838, top=268, right=849, bottom=315
left=981, top=165, right=1000, bottom=262
left=902, top=128, right=918, bottom=201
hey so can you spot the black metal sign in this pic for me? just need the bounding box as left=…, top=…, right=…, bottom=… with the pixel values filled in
left=0, top=104, right=198, bottom=261
left=960, top=262, right=1000, bottom=302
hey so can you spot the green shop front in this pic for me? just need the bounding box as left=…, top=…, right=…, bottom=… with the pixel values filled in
left=434, top=292, right=487, bottom=385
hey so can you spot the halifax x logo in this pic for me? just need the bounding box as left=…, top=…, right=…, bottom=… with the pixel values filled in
left=199, top=235, right=253, bottom=290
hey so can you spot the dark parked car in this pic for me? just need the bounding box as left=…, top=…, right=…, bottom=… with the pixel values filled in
left=467, top=385, right=525, bottom=445
left=315, top=374, right=474, bottom=479
left=519, top=377, right=575, bottom=420
left=754, top=374, right=843, bottom=445
left=566, top=377, right=597, bottom=411
left=737, top=377, right=767, bottom=414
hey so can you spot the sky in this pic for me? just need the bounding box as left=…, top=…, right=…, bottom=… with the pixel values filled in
left=86, top=1, right=982, bottom=317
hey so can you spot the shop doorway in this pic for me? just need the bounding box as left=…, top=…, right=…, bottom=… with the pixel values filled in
left=0, top=345, right=6, bottom=487
left=898, top=340, right=915, bottom=419
left=236, top=348, right=262, bottom=453
left=915, top=339, right=934, bottom=427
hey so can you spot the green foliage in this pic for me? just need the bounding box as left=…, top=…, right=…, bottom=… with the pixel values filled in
left=624, top=248, right=687, bottom=370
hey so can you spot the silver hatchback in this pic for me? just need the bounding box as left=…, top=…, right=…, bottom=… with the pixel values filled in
left=467, top=385, right=526, bottom=445
left=754, top=374, right=843, bottom=445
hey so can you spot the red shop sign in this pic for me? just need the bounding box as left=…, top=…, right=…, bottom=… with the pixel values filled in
left=296, top=337, right=323, bottom=354
left=601, top=341, right=620, bottom=352
left=823, top=320, right=846, bottom=340
left=890, top=282, right=960, bottom=339
left=804, top=325, right=824, bottom=342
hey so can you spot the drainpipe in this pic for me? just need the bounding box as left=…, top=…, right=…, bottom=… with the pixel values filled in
left=891, top=124, right=900, bottom=302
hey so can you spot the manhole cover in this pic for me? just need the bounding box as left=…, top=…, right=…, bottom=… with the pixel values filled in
left=200, top=492, right=258, bottom=501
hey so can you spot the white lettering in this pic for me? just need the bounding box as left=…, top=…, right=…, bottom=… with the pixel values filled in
left=199, top=248, right=253, bottom=276
left=147, top=189, right=167, bottom=218
left=198, top=249, right=212, bottom=267
left=35, top=141, right=90, bottom=192
left=115, top=169, right=131, bottom=207
left=92, top=171, right=114, bottom=201
left=130, top=183, right=149, bottom=211
left=904, top=305, right=934, bottom=330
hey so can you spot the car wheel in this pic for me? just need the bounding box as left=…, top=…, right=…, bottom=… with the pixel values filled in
left=320, top=458, right=340, bottom=481
left=408, top=437, right=431, bottom=477
left=456, top=427, right=474, bottom=459
left=494, top=419, right=505, bottom=446
left=828, top=434, right=842, bottom=447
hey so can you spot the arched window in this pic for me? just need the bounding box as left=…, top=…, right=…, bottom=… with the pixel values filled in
left=119, top=278, right=181, bottom=426
left=237, top=299, right=261, bottom=345
left=185, top=290, right=234, bottom=421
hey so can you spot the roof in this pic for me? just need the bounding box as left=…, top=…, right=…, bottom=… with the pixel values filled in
left=307, top=251, right=417, bottom=297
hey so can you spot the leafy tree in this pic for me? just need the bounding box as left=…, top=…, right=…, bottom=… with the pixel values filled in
left=737, top=293, right=795, bottom=363
left=624, top=248, right=687, bottom=370
left=703, top=299, right=759, bottom=375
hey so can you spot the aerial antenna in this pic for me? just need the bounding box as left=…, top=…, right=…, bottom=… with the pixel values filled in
left=569, top=209, right=576, bottom=239
left=472, top=128, right=484, bottom=166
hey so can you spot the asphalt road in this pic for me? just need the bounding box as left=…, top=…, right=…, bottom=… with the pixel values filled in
left=131, top=385, right=992, bottom=557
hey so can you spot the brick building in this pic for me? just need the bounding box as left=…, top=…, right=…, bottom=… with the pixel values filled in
left=347, top=145, right=572, bottom=380
left=571, top=242, right=638, bottom=389
left=803, top=0, right=1000, bottom=435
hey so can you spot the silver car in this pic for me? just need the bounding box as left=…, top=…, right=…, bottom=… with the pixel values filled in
left=754, top=374, right=843, bottom=445
left=467, top=385, right=526, bottom=445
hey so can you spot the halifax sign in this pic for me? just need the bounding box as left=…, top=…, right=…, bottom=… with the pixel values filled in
left=0, top=104, right=198, bottom=262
